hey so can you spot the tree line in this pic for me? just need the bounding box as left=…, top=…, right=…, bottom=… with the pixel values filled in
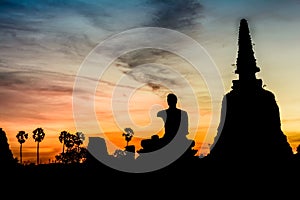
left=14, top=127, right=136, bottom=165
left=15, top=128, right=86, bottom=165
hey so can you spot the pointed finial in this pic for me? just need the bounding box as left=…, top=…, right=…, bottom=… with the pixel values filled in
left=235, top=18, right=260, bottom=81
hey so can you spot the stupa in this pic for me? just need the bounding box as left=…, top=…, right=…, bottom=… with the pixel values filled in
left=208, top=19, right=293, bottom=161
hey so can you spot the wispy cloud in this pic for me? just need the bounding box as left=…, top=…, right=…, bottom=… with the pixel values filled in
left=147, top=0, right=204, bottom=30
left=115, top=48, right=210, bottom=98
left=0, top=68, right=75, bottom=122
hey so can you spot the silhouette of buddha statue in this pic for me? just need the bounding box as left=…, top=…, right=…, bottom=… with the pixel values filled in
left=157, top=93, right=189, bottom=146
left=137, top=93, right=197, bottom=158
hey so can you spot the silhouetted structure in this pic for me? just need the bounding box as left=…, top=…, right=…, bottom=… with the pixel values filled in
left=208, top=19, right=293, bottom=161
left=0, top=128, right=17, bottom=166
left=157, top=93, right=189, bottom=145
left=137, top=93, right=197, bottom=158
left=85, top=137, right=111, bottom=166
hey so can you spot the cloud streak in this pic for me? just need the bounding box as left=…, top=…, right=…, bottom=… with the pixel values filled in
left=0, top=68, right=75, bottom=122
left=147, top=0, right=204, bottom=30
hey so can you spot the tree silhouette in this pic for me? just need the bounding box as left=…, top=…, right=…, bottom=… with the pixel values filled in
left=59, top=130, right=69, bottom=154
left=32, top=127, right=45, bottom=165
left=16, top=130, right=28, bottom=165
left=74, top=132, right=85, bottom=148
left=122, top=128, right=134, bottom=147
left=55, top=131, right=87, bottom=164
left=113, top=149, right=127, bottom=158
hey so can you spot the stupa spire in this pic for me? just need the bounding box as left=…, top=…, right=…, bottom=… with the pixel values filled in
left=208, top=18, right=294, bottom=162
left=235, top=18, right=260, bottom=82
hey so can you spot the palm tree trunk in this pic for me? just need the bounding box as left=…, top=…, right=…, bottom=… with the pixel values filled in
left=37, top=142, right=39, bottom=165
left=20, top=143, right=22, bottom=165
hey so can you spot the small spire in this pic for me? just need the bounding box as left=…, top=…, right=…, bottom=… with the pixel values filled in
left=235, top=18, right=260, bottom=81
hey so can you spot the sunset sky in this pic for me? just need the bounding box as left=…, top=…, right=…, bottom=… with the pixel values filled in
left=1, top=0, right=300, bottom=164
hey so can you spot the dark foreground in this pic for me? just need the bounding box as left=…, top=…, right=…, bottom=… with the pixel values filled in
left=5, top=156, right=300, bottom=180
left=3, top=156, right=300, bottom=198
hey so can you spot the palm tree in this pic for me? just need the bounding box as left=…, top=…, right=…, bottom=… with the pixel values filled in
left=32, top=127, right=45, bottom=165
left=122, top=128, right=134, bottom=147
left=59, top=131, right=69, bottom=154
left=16, top=130, right=28, bottom=165
left=76, top=132, right=85, bottom=142
left=74, top=132, right=85, bottom=148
